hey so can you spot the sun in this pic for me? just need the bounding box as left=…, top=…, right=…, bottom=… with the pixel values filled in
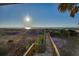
left=25, top=16, right=31, bottom=22
left=23, top=15, right=32, bottom=30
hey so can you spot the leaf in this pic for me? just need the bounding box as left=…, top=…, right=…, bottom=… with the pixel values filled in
left=58, top=3, right=68, bottom=12
left=70, top=6, right=78, bottom=17
left=67, top=4, right=75, bottom=11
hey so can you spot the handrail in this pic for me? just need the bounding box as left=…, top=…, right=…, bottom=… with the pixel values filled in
left=23, top=32, right=60, bottom=56
left=48, top=33, right=60, bottom=56
left=23, top=43, right=35, bottom=56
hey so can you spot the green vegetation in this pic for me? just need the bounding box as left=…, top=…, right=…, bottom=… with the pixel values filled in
left=35, top=34, right=45, bottom=53
left=55, top=31, right=62, bottom=38
left=35, top=35, right=44, bottom=45
left=68, top=30, right=78, bottom=36
left=0, top=32, right=6, bottom=37
left=60, top=30, right=69, bottom=38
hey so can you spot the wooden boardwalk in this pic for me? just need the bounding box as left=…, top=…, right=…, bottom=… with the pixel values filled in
left=33, top=33, right=53, bottom=56
left=24, top=32, right=60, bottom=56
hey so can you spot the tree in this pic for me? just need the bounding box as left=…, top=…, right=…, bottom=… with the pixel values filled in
left=58, top=3, right=79, bottom=17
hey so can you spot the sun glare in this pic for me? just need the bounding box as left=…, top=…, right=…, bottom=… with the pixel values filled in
left=25, top=27, right=31, bottom=30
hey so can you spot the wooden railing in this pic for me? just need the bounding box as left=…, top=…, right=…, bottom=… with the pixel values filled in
left=48, top=33, right=60, bottom=56
left=23, top=32, right=60, bottom=56
left=23, top=34, right=45, bottom=56
left=23, top=43, right=35, bottom=56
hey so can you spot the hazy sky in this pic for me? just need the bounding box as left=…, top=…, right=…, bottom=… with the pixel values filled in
left=0, top=3, right=79, bottom=28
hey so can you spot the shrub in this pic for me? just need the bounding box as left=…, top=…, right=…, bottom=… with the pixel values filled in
left=35, top=35, right=45, bottom=53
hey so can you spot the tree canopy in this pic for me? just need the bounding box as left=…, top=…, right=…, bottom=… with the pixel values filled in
left=58, top=3, right=79, bottom=17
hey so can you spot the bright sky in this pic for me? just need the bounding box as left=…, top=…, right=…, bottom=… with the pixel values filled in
left=0, top=3, right=79, bottom=28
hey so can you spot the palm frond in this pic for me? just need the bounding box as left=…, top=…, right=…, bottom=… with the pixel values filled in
left=67, top=4, right=75, bottom=11
left=70, top=6, right=78, bottom=17
left=58, top=3, right=68, bottom=12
